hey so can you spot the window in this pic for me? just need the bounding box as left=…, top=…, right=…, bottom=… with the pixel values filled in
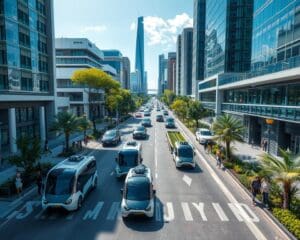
left=20, top=49, right=31, bottom=69
left=19, top=28, right=30, bottom=47
left=18, top=9, right=29, bottom=25
left=21, top=77, right=33, bottom=91
left=36, top=1, right=46, bottom=15
left=0, top=74, right=8, bottom=89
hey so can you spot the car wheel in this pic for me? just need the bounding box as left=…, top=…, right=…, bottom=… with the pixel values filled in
left=77, top=196, right=83, bottom=210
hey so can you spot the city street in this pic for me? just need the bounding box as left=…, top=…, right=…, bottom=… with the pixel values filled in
left=0, top=112, right=288, bottom=240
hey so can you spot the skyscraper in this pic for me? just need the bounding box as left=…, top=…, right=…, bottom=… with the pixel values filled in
left=192, top=0, right=206, bottom=99
left=167, top=52, right=176, bottom=92
left=180, top=28, right=193, bottom=96
left=135, top=16, right=146, bottom=94
left=175, top=35, right=182, bottom=95
left=0, top=0, right=56, bottom=153
left=158, top=54, right=168, bottom=95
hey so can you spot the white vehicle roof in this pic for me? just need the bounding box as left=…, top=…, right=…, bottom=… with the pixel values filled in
left=52, top=155, right=95, bottom=171
left=122, top=141, right=141, bottom=151
left=126, top=164, right=152, bottom=181
left=197, top=128, right=211, bottom=132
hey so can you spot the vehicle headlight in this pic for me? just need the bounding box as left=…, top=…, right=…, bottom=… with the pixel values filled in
left=124, top=205, right=130, bottom=211
left=65, top=199, right=72, bottom=204
left=146, top=205, right=152, bottom=211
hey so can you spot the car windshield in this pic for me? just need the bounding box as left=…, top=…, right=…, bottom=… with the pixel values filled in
left=45, top=169, right=75, bottom=195
left=126, top=178, right=150, bottom=201
left=178, top=148, right=194, bottom=158
left=118, top=151, right=138, bottom=166
left=200, top=130, right=212, bottom=136
left=105, top=131, right=116, bottom=137
left=167, top=118, right=174, bottom=122
left=136, top=127, right=145, bottom=131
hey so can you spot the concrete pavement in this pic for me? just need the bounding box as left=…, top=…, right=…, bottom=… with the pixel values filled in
left=0, top=108, right=289, bottom=240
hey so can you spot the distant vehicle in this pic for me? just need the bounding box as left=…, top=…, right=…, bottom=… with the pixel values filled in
left=101, top=129, right=121, bottom=146
left=144, top=111, right=150, bottom=117
left=156, top=115, right=164, bottom=122
left=135, top=112, right=142, bottom=118
left=163, top=110, right=168, bottom=116
left=121, top=164, right=155, bottom=218
left=141, top=118, right=152, bottom=127
left=115, top=141, right=143, bottom=178
left=166, top=131, right=195, bottom=168
left=42, top=155, right=98, bottom=211
left=133, top=126, right=147, bottom=139
left=156, top=107, right=160, bottom=111
left=165, top=117, right=175, bottom=128
left=140, top=107, right=145, bottom=112
left=195, top=128, right=214, bottom=144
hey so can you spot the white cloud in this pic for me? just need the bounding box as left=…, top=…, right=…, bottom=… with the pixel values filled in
left=144, top=13, right=193, bottom=46
left=81, top=25, right=107, bottom=33
left=130, top=22, right=136, bottom=31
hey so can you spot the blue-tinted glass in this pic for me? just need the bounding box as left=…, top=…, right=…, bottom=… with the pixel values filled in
left=28, top=0, right=36, bottom=9
left=29, top=9, right=37, bottom=30
left=6, top=44, right=20, bottom=67
left=8, top=68, right=20, bottom=90
left=4, top=0, right=17, bottom=21
left=5, top=20, right=18, bottom=45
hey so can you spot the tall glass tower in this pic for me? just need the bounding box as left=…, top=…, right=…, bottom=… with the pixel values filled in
left=135, top=16, right=145, bottom=94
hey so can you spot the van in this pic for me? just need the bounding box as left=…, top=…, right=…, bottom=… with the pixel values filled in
left=42, top=155, right=98, bottom=211
left=115, top=141, right=143, bottom=178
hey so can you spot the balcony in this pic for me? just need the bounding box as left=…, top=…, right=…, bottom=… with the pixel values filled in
left=202, top=101, right=216, bottom=110
left=222, top=103, right=300, bottom=122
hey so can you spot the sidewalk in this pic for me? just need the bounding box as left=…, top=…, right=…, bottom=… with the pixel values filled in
left=0, top=122, right=108, bottom=186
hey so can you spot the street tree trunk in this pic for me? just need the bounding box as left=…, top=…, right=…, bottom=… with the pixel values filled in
left=65, top=132, right=70, bottom=152
left=226, top=141, right=231, bottom=161
left=283, top=182, right=291, bottom=209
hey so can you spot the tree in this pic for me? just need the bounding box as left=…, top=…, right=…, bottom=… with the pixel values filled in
left=9, top=136, right=41, bottom=174
left=51, top=112, right=81, bottom=152
left=171, top=99, right=188, bottom=120
left=161, top=90, right=176, bottom=106
left=212, top=114, right=245, bottom=161
left=260, top=149, right=300, bottom=209
left=71, top=68, right=120, bottom=129
left=187, top=100, right=206, bottom=128
left=78, top=115, right=92, bottom=139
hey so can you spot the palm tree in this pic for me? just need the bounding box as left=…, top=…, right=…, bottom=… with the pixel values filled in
left=260, top=149, right=300, bottom=209
left=78, top=115, right=92, bottom=139
left=51, top=112, right=81, bottom=152
left=212, top=114, right=245, bottom=161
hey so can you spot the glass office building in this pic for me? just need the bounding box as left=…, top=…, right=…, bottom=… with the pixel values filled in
left=199, top=0, right=300, bottom=155
left=0, top=0, right=55, bottom=153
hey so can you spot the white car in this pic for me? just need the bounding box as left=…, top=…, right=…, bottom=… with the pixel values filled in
left=121, top=165, right=155, bottom=218
left=195, top=128, right=214, bottom=144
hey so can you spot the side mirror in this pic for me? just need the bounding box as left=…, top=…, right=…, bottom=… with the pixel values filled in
left=153, top=189, right=156, bottom=195
left=194, top=151, right=196, bottom=156
left=141, top=158, right=143, bottom=163
left=120, top=188, right=123, bottom=195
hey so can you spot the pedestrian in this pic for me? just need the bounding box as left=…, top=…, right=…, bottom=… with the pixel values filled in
left=261, top=177, right=270, bottom=209
left=44, top=140, right=52, bottom=155
left=204, top=141, right=208, bottom=153
left=84, top=136, right=88, bottom=146
left=251, top=176, right=261, bottom=206
left=207, top=142, right=212, bottom=154
left=251, top=139, right=254, bottom=148
left=15, top=172, right=23, bottom=196
left=216, top=149, right=222, bottom=168
left=263, top=139, right=268, bottom=152
left=36, top=170, right=43, bottom=196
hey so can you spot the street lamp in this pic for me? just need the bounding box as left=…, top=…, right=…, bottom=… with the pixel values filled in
left=265, top=118, right=274, bottom=153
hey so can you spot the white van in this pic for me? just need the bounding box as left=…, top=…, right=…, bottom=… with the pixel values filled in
left=42, top=155, right=98, bottom=211
left=115, top=141, right=143, bottom=178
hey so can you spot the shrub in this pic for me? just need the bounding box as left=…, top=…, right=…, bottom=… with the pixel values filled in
left=233, top=165, right=245, bottom=174
left=237, top=174, right=251, bottom=189
left=272, top=208, right=300, bottom=239
left=223, top=161, right=234, bottom=169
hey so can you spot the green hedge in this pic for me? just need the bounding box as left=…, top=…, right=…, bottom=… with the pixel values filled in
left=272, top=208, right=300, bottom=239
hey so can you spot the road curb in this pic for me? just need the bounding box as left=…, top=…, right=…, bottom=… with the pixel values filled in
left=174, top=114, right=296, bottom=240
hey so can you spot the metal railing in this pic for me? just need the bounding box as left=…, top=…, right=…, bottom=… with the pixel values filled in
left=202, top=101, right=216, bottom=110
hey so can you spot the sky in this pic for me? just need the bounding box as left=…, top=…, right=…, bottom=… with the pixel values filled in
left=53, top=0, right=193, bottom=90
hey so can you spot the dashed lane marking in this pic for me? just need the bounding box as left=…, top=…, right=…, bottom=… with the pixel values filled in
left=182, top=175, right=192, bottom=187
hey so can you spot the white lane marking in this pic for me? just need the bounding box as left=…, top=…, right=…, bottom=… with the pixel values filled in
left=181, top=202, right=193, bottom=221
left=106, top=202, right=120, bottom=220
left=154, top=124, right=158, bottom=179
left=176, top=120, right=266, bottom=240
left=34, top=208, right=46, bottom=219
left=0, top=200, right=24, bottom=218
left=182, top=175, right=192, bottom=187
left=192, top=202, right=207, bottom=221
left=228, top=203, right=259, bottom=223
left=16, top=201, right=40, bottom=220
left=83, top=202, right=104, bottom=220
left=212, top=203, right=229, bottom=222
left=163, top=202, right=174, bottom=222
left=110, top=171, right=114, bottom=176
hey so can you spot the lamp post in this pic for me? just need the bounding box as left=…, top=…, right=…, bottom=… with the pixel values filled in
left=265, top=118, right=274, bottom=153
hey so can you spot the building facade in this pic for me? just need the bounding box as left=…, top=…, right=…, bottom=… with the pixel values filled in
left=180, top=28, right=193, bottom=96
left=199, top=0, right=300, bottom=155
left=130, top=71, right=139, bottom=93
left=122, top=57, right=130, bottom=89
left=192, top=0, right=206, bottom=99
left=175, top=35, right=182, bottom=95
left=0, top=0, right=56, bottom=153
left=55, top=38, right=107, bottom=120
left=135, top=16, right=146, bottom=94
left=158, top=54, right=167, bottom=95
left=167, top=52, right=176, bottom=92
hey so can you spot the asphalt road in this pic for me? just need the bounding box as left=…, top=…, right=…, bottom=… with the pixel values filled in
left=0, top=107, right=289, bottom=240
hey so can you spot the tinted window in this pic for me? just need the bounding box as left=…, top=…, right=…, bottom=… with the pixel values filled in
left=137, top=126, right=145, bottom=131
left=46, top=170, right=75, bottom=195
left=118, top=151, right=138, bottom=167
left=105, top=131, right=116, bottom=137
left=200, top=130, right=212, bottom=136
left=178, top=148, right=194, bottom=158
left=126, top=178, right=150, bottom=201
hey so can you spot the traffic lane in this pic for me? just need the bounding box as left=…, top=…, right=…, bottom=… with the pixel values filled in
left=152, top=119, right=258, bottom=240
left=0, top=118, right=143, bottom=240
left=173, top=114, right=288, bottom=240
